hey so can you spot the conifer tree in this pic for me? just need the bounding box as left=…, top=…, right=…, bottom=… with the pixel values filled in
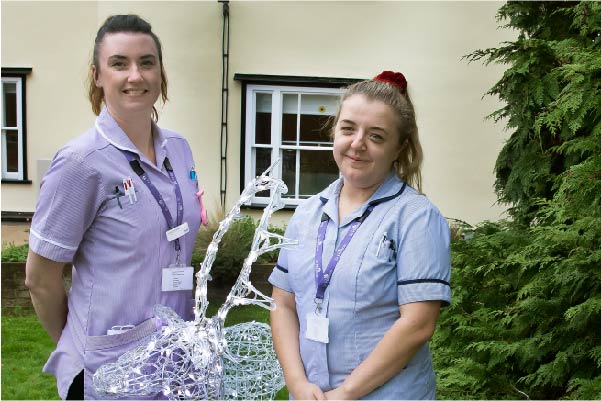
left=432, top=2, right=601, bottom=399
left=466, top=1, right=600, bottom=224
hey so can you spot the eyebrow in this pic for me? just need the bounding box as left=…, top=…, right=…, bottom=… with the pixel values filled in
left=107, top=54, right=157, bottom=61
left=340, top=119, right=388, bottom=133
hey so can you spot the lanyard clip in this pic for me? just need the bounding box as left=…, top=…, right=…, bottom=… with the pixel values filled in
left=314, top=298, right=323, bottom=314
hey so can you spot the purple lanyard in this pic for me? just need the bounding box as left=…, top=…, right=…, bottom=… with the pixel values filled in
left=120, top=151, right=184, bottom=255
left=314, top=205, right=375, bottom=302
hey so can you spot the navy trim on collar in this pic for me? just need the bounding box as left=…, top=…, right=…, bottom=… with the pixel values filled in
left=368, top=183, right=407, bottom=207
left=318, top=182, right=407, bottom=206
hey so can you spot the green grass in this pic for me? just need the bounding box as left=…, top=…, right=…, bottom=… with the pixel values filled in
left=1, top=309, right=60, bottom=400
left=1, top=302, right=289, bottom=400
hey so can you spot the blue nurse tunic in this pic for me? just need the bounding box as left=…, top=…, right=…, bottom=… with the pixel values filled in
left=269, top=171, right=451, bottom=400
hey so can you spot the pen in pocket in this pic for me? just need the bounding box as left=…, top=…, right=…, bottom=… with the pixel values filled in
left=112, top=186, right=125, bottom=209
left=377, top=233, right=387, bottom=257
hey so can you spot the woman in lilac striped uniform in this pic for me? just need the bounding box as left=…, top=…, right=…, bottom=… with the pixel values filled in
left=269, top=72, right=451, bottom=399
left=25, top=15, right=203, bottom=400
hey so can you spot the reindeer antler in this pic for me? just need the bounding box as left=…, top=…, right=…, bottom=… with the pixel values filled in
left=193, top=160, right=291, bottom=322
left=216, top=172, right=297, bottom=324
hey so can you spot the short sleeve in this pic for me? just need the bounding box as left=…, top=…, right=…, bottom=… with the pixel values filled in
left=268, top=216, right=298, bottom=294
left=396, top=202, right=451, bottom=306
left=29, top=149, right=105, bottom=263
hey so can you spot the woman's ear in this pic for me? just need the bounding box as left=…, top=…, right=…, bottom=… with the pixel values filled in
left=92, top=65, right=101, bottom=88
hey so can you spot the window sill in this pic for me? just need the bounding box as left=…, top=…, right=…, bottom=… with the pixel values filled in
left=1, top=179, right=32, bottom=184
left=241, top=203, right=298, bottom=211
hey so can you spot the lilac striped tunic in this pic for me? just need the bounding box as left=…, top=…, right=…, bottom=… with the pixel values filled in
left=29, top=108, right=202, bottom=399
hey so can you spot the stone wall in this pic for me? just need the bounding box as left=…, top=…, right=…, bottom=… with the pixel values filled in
left=1, top=262, right=72, bottom=310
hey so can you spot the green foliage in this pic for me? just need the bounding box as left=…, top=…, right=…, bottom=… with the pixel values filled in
left=434, top=2, right=601, bottom=399
left=434, top=200, right=601, bottom=399
left=1, top=242, right=29, bottom=262
left=465, top=1, right=601, bottom=224
left=193, top=216, right=285, bottom=285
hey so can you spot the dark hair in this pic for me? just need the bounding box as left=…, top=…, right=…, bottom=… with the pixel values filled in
left=87, top=15, right=168, bottom=121
left=331, top=79, right=423, bottom=192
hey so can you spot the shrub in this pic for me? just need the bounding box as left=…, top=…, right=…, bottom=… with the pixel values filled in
left=192, top=216, right=285, bottom=285
left=1, top=242, right=29, bottom=262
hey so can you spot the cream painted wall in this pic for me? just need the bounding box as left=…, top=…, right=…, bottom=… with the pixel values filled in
left=228, top=1, right=515, bottom=225
left=2, top=1, right=515, bottom=226
left=1, top=1, right=223, bottom=215
left=1, top=1, right=98, bottom=212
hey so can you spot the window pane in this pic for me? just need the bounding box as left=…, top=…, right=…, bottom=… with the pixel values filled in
left=281, top=149, right=296, bottom=198
left=4, top=130, right=19, bottom=172
left=299, top=94, right=338, bottom=145
left=282, top=94, right=298, bottom=145
left=299, top=150, right=339, bottom=197
left=3, top=83, right=17, bottom=128
left=299, top=114, right=332, bottom=145
left=254, top=147, right=271, bottom=197
left=255, top=93, right=272, bottom=145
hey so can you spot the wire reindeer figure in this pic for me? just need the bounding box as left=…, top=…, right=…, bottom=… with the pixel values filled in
left=93, top=161, right=296, bottom=400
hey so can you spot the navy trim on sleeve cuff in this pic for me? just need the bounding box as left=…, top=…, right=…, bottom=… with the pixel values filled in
left=276, top=264, right=288, bottom=273
left=397, top=278, right=450, bottom=286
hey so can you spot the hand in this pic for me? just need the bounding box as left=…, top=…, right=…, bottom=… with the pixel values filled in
left=289, top=381, right=326, bottom=400
left=325, top=385, right=353, bottom=400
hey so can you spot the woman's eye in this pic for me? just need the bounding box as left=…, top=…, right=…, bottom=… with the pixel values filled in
left=340, top=126, right=354, bottom=132
left=370, top=133, right=384, bottom=142
left=111, top=61, right=126, bottom=68
left=141, top=60, right=155, bottom=67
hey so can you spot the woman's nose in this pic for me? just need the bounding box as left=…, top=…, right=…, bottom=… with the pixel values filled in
left=350, top=131, right=366, bottom=149
left=128, top=65, right=143, bottom=82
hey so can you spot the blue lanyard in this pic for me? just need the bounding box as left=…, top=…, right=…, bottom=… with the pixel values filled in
left=120, top=151, right=184, bottom=256
left=314, top=205, right=374, bottom=302
left=313, top=182, right=407, bottom=304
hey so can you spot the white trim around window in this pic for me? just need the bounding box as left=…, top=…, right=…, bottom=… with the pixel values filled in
left=243, top=84, right=344, bottom=207
left=1, top=76, right=25, bottom=181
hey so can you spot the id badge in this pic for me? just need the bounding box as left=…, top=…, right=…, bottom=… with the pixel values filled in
left=305, top=313, right=329, bottom=343
left=166, top=222, right=189, bottom=242
left=162, top=265, right=194, bottom=291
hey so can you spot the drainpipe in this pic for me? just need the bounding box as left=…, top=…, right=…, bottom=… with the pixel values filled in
left=218, top=0, right=230, bottom=211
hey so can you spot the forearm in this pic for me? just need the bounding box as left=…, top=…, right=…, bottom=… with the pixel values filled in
left=331, top=302, right=441, bottom=400
left=270, top=289, right=312, bottom=396
left=25, top=250, right=68, bottom=344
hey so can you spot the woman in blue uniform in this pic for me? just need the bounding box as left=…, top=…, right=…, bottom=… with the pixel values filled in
left=269, top=71, right=451, bottom=400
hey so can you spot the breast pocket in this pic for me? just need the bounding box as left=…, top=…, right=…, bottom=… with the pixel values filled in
left=102, top=187, right=145, bottom=219
left=355, top=230, right=399, bottom=309
left=94, top=184, right=155, bottom=242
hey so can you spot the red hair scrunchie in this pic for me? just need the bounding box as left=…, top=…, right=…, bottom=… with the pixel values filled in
left=374, top=70, right=407, bottom=91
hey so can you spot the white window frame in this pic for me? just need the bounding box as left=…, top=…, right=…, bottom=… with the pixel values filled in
left=244, top=84, right=343, bottom=207
left=1, top=76, right=25, bottom=180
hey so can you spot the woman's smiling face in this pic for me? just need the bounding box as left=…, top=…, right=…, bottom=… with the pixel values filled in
left=93, top=32, right=162, bottom=119
left=333, top=94, right=402, bottom=192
